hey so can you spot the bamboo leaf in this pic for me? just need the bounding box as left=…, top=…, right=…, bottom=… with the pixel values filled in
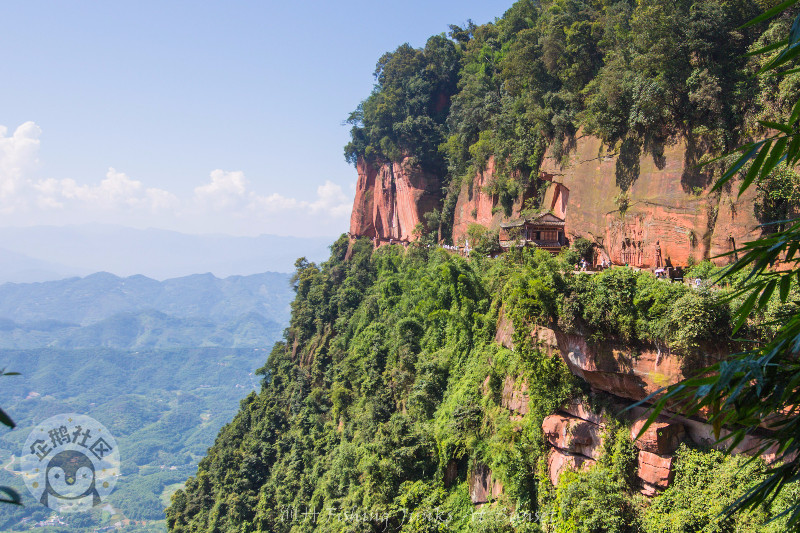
left=786, top=240, right=800, bottom=262
left=0, top=408, right=14, bottom=429
left=760, top=137, right=789, bottom=179
left=0, top=487, right=21, bottom=506
left=761, top=42, right=800, bottom=72
left=712, top=143, right=762, bottom=192
left=772, top=66, right=800, bottom=75
left=739, top=141, right=772, bottom=196
left=759, top=279, right=778, bottom=309
left=741, top=0, right=799, bottom=29
left=788, top=99, right=800, bottom=125
left=747, top=38, right=789, bottom=56
left=734, top=290, right=760, bottom=333
left=787, top=134, right=800, bottom=166
left=780, top=274, right=792, bottom=302
left=759, top=120, right=793, bottom=134
left=791, top=11, right=800, bottom=45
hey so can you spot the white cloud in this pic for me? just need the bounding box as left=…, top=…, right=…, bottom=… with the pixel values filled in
left=247, top=192, right=302, bottom=212
left=0, top=122, right=41, bottom=205
left=0, top=121, right=352, bottom=236
left=193, top=169, right=248, bottom=210
left=308, top=180, right=352, bottom=217
left=244, top=179, right=351, bottom=218
left=193, top=169, right=352, bottom=219
left=35, top=168, right=178, bottom=212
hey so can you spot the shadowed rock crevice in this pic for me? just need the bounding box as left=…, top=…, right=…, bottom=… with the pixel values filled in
left=615, top=138, right=641, bottom=191
left=680, top=134, right=714, bottom=191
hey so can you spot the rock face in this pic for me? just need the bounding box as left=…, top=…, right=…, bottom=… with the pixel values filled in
left=494, top=306, right=515, bottom=350
left=541, top=401, right=683, bottom=496
left=349, top=157, right=443, bottom=243
left=449, top=134, right=761, bottom=266
left=631, top=417, right=686, bottom=455
left=551, top=329, right=722, bottom=403
left=542, top=410, right=604, bottom=486
left=452, top=158, right=502, bottom=245
left=444, top=460, right=459, bottom=488
left=539, top=136, right=761, bottom=267
left=548, top=449, right=596, bottom=486
left=348, top=135, right=760, bottom=266
left=501, top=376, right=529, bottom=416
left=543, top=413, right=603, bottom=460
left=469, top=463, right=503, bottom=504
left=637, top=450, right=675, bottom=489
left=451, top=157, right=550, bottom=245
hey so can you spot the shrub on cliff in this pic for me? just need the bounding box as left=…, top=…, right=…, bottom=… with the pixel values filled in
left=581, top=267, right=640, bottom=343
left=559, top=237, right=594, bottom=267
left=540, top=426, right=641, bottom=533
left=664, top=289, right=731, bottom=358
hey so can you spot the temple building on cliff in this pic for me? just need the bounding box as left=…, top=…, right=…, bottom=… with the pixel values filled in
left=499, top=212, right=567, bottom=253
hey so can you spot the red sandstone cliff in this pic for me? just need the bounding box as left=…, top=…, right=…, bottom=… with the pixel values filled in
left=350, top=136, right=761, bottom=267
left=539, top=136, right=761, bottom=267
left=448, top=135, right=761, bottom=266
left=349, top=134, right=765, bottom=268
left=451, top=157, right=503, bottom=243
left=349, top=157, right=443, bottom=243
left=451, top=158, right=571, bottom=245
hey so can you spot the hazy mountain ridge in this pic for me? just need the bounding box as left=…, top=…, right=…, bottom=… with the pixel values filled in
left=0, top=224, right=333, bottom=282
left=0, top=309, right=283, bottom=350
left=0, top=270, right=293, bottom=326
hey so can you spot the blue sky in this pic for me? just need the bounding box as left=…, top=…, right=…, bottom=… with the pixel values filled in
left=0, top=1, right=511, bottom=237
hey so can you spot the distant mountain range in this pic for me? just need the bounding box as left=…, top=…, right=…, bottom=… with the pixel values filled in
left=0, top=310, right=283, bottom=350
left=0, top=224, right=333, bottom=282
left=0, top=270, right=293, bottom=348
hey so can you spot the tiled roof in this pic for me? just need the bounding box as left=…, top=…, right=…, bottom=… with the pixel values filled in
left=500, top=212, right=565, bottom=228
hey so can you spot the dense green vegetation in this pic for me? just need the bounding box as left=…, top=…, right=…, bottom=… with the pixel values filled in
left=641, top=0, right=800, bottom=524
left=345, top=0, right=799, bottom=240
left=166, top=237, right=798, bottom=531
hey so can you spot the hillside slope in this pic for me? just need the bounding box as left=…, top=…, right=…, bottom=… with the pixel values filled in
left=0, top=271, right=292, bottom=326
left=165, top=238, right=797, bottom=532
